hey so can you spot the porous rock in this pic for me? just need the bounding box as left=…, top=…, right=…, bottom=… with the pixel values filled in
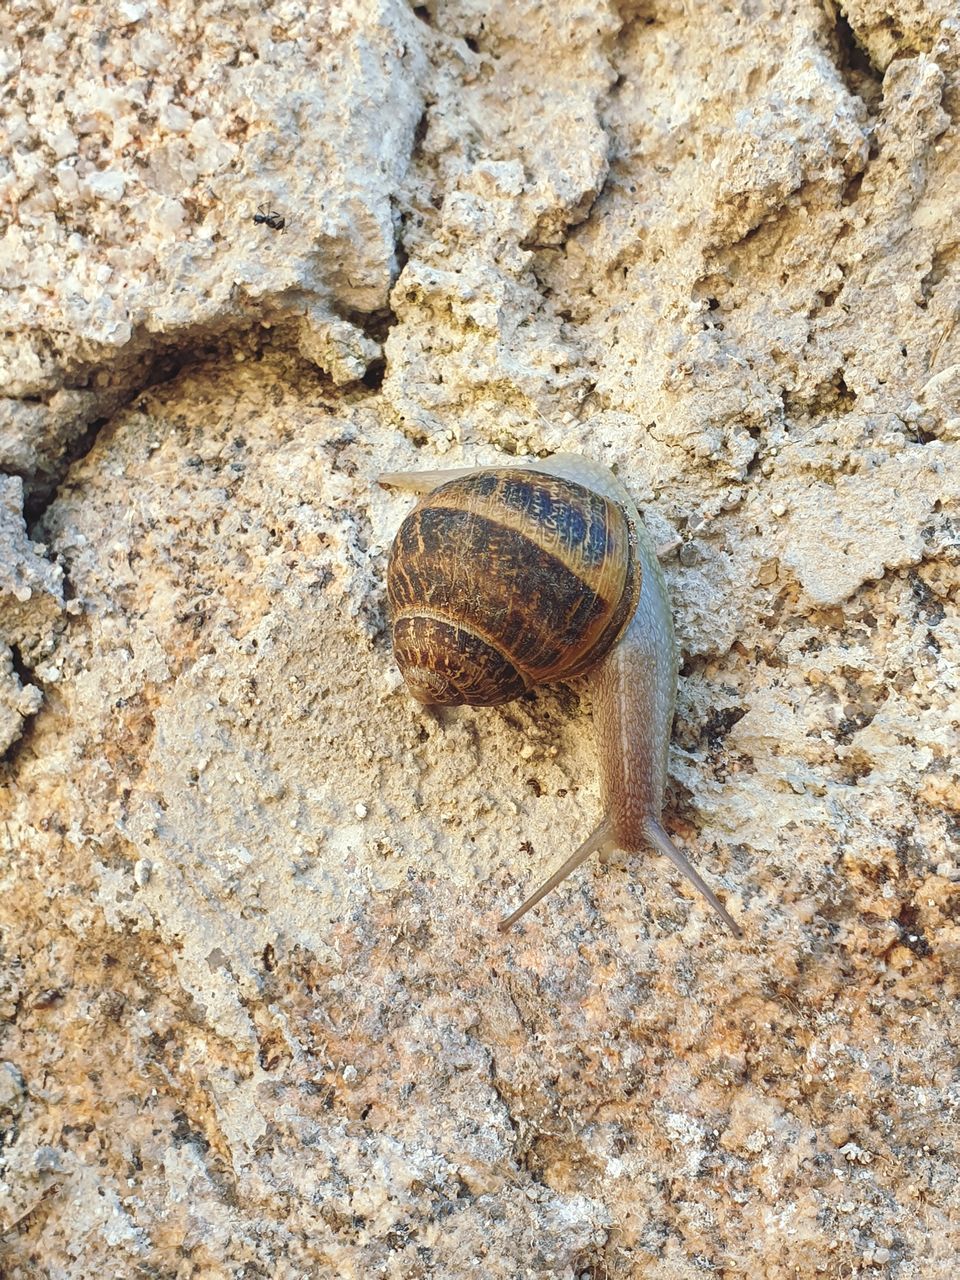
left=1, top=1, right=959, bottom=1277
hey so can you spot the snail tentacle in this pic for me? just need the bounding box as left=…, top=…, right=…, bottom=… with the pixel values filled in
left=378, top=466, right=479, bottom=495
left=642, top=818, right=742, bottom=937
left=497, top=819, right=614, bottom=932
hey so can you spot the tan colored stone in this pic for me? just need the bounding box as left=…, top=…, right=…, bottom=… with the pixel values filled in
left=2, top=1, right=959, bottom=1277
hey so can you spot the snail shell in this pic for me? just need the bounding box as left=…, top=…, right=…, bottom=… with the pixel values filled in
left=380, top=454, right=742, bottom=938
left=386, top=469, right=642, bottom=706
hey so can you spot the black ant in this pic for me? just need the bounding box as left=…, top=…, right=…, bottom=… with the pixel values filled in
left=252, top=204, right=285, bottom=231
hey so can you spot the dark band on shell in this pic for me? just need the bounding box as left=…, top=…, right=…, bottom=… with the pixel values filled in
left=387, top=469, right=641, bottom=706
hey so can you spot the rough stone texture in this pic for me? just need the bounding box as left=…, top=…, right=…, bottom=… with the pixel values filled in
left=2, top=1, right=959, bottom=1277
left=0, top=475, right=64, bottom=753
left=0, top=0, right=425, bottom=499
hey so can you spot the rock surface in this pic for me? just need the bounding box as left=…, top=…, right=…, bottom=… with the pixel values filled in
left=1, top=1, right=959, bottom=1276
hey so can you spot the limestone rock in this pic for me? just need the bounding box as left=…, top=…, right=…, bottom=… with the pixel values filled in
left=0, top=475, right=63, bottom=753
left=1, top=2, right=959, bottom=1277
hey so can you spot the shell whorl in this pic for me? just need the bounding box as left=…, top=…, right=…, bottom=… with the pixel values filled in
left=386, top=469, right=641, bottom=706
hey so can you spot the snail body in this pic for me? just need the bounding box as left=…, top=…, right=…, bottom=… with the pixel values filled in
left=380, top=454, right=741, bottom=937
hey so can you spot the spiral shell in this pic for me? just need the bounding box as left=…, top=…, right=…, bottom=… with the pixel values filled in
left=386, top=468, right=641, bottom=706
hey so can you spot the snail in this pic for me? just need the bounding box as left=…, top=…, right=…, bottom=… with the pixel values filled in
left=379, top=454, right=742, bottom=937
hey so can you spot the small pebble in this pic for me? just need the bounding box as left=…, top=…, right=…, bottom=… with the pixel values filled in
left=678, top=542, right=698, bottom=567
left=757, top=560, right=779, bottom=585
left=355, top=802, right=368, bottom=819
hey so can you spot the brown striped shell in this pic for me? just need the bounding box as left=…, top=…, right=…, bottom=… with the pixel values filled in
left=386, top=469, right=642, bottom=706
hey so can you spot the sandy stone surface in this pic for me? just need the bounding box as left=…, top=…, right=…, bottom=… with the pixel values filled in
left=2, top=1, right=959, bottom=1276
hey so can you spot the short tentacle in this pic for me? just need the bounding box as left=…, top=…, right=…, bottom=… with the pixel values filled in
left=378, top=466, right=479, bottom=495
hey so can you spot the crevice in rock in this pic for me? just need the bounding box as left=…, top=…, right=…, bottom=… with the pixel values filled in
left=919, top=249, right=953, bottom=309
left=702, top=177, right=827, bottom=277
left=331, top=302, right=397, bottom=394
left=21, top=412, right=109, bottom=527
left=520, top=152, right=616, bottom=252
left=782, top=368, right=857, bottom=419
left=895, top=901, right=932, bottom=957
left=335, top=303, right=398, bottom=354
left=13, top=346, right=194, bottom=530
left=1, top=643, right=43, bottom=767
left=520, top=0, right=638, bottom=258
left=361, top=355, right=387, bottom=391
left=8, top=642, right=34, bottom=695
left=701, top=705, right=748, bottom=752
left=841, top=169, right=865, bottom=207
left=16, top=308, right=398, bottom=538
left=409, top=107, right=430, bottom=169
left=818, top=2, right=884, bottom=115
left=609, top=1, right=662, bottom=37
left=393, top=104, right=431, bottom=274
left=12, top=269, right=411, bottom=527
